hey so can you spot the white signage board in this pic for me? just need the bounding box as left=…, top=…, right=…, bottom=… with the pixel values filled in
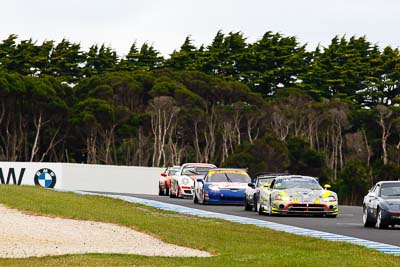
left=0, top=162, right=163, bottom=195
left=0, top=162, right=63, bottom=189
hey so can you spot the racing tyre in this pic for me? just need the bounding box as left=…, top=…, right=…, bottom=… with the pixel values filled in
left=158, top=186, right=164, bottom=196
left=202, top=192, right=207, bottom=205
left=362, top=206, right=374, bottom=227
left=169, top=187, right=175, bottom=198
left=267, top=203, right=273, bottom=216
left=244, top=199, right=252, bottom=211
left=165, top=188, right=169, bottom=196
left=193, top=193, right=198, bottom=204
left=326, top=214, right=337, bottom=218
left=257, top=200, right=263, bottom=215
left=375, top=208, right=388, bottom=229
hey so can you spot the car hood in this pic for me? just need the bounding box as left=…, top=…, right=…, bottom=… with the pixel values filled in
left=185, top=174, right=205, bottom=181
left=382, top=198, right=400, bottom=203
left=381, top=198, right=400, bottom=211
left=277, top=188, right=333, bottom=202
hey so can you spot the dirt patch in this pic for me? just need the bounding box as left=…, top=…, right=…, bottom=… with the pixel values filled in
left=0, top=205, right=211, bottom=258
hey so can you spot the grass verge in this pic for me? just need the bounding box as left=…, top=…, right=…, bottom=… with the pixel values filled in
left=0, top=185, right=398, bottom=266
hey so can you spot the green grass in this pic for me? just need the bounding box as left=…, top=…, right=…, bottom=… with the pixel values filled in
left=0, top=185, right=398, bottom=267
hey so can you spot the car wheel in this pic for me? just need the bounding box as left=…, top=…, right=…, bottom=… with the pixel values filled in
left=169, top=186, right=175, bottom=198
left=326, top=214, right=337, bottom=218
left=257, top=200, right=263, bottom=215
left=193, top=192, right=198, bottom=204
left=158, top=186, right=164, bottom=196
left=244, top=199, right=252, bottom=211
left=375, top=208, right=388, bottom=229
left=267, top=202, right=272, bottom=216
left=202, top=192, right=207, bottom=205
left=165, top=187, right=169, bottom=196
left=362, top=206, right=374, bottom=227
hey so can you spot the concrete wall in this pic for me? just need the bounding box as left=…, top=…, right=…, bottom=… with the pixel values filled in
left=62, top=163, right=164, bottom=195
left=0, top=162, right=164, bottom=195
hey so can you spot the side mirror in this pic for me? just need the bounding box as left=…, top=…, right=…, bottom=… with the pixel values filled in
left=161, top=173, right=167, bottom=177
left=263, top=183, right=270, bottom=188
left=196, top=178, right=204, bottom=183
left=248, top=183, right=255, bottom=189
left=324, top=184, right=331, bottom=189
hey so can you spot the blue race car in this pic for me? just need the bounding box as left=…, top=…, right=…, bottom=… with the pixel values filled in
left=193, top=168, right=251, bottom=204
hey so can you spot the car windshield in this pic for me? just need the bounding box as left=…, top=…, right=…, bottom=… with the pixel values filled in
left=256, top=178, right=274, bottom=188
left=274, top=177, right=322, bottom=190
left=182, top=166, right=214, bottom=175
left=169, top=168, right=180, bottom=175
left=380, top=183, right=400, bottom=198
left=207, top=170, right=251, bottom=183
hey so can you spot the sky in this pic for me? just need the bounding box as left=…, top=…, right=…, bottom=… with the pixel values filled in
left=1, top=0, right=399, bottom=57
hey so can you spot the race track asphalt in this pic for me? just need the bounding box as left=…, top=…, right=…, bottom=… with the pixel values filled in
left=100, top=192, right=400, bottom=247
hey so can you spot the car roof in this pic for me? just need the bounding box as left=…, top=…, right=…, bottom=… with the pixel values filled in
left=255, top=173, right=289, bottom=179
left=208, top=168, right=248, bottom=172
left=377, top=180, right=400, bottom=184
left=274, top=175, right=318, bottom=180
left=254, top=172, right=289, bottom=178
left=181, top=163, right=217, bottom=167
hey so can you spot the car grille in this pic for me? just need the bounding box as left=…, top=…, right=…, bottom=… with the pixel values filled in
left=183, top=189, right=192, bottom=194
left=221, top=196, right=244, bottom=201
left=287, top=203, right=326, bottom=212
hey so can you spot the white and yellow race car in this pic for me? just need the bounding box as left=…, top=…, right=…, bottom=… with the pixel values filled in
left=256, top=175, right=338, bottom=217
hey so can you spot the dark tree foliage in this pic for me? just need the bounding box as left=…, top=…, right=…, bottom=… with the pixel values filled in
left=1, top=32, right=400, bottom=204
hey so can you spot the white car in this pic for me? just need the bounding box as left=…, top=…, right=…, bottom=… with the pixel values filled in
left=169, top=163, right=216, bottom=198
left=257, top=175, right=338, bottom=217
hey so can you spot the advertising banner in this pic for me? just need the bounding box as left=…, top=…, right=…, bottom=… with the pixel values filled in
left=0, top=162, right=63, bottom=189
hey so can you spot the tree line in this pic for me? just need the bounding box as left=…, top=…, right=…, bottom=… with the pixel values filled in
left=1, top=31, right=400, bottom=204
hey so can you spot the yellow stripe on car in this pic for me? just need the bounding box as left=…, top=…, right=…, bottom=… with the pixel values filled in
left=323, top=191, right=331, bottom=198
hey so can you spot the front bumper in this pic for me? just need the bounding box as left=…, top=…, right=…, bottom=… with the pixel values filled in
left=205, top=189, right=246, bottom=204
left=269, top=200, right=338, bottom=215
left=178, top=185, right=193, bottom=197
left=381, top=209, right=400, bottom=225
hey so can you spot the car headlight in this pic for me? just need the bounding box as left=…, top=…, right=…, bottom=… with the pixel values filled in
left=323, top=196, right=336, bottom=202
left=181, top=178, right=190, bottom=185
left=209, top=185, right=220, bottom=191
left=274, top=193, right=289, bottom=201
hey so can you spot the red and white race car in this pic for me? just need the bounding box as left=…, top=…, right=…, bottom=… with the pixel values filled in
left=158, top=166, right=180, bottom=196
left=169, top=163, right=217, bottom=198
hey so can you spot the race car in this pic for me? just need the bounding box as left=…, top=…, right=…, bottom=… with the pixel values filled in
left=169, top=163, right=216, bottom=198
left=256, top=175, right=338, bottom=217
left=363, top=181, right=400, bottom=229
left=193, top=168, right=251, bottom=204
left=244, top=173, right=288, bottom=211
left=158, top=166, right=180, bottom=196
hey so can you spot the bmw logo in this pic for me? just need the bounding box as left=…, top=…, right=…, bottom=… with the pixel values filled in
left=34, top=168, right=57, bottom=188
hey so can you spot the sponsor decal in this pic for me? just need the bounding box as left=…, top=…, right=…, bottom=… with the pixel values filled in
left=0, top=168, right=26, bottom=185
left=209, top=170, right=247, bottom=175
left=34, top=168, right=57, bottom=188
